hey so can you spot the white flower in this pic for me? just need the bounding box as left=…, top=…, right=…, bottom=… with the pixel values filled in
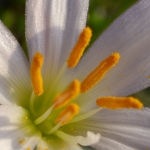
left=0, top=0, right=150, bottom=150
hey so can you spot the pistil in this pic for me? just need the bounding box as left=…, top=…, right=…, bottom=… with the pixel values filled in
left=54, top=130, right=100, bottom=146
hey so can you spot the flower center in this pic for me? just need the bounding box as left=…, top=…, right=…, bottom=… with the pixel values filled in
left=28, top=27, right=143, bottom=146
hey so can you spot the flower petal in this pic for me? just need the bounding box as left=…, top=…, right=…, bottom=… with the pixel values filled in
left=64, top=108, right=150, bottom=149
left=66, top=0, right=150, bottom=104
left=81, top=146, right=95, bottom=150
left=0, top=21, right=31, bottom=106
left=92, top=137, right=134, bottom=150
left=26, top=0, right=89, bottom=87
left=37, top=138, right=83, bottom=150
left=0, top=105, right=40, bottom=150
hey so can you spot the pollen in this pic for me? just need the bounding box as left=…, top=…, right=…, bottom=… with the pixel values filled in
left=30, top=52, right=44, bottom=96
left=96, top=96, right=143, bottom=109
left=55, top=103, right=80, bottom=125
left=53, top=80, right=80, bottom=109
left=19, top=138, right=25, bottom=144
left=67, top=27, right=92, bottom=68
left=81, top=52, right=120, bottom=93
left=38, top=146, right=42, bottom=150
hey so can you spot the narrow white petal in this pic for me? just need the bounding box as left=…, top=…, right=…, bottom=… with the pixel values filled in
left=66, top=0, right=150, bottom=102
left=57, top=0, right=89, bottom=70
left=26, top=0, right=67, bottom=61
left=26, top=0, right=89, bottom=88
left=64, top=108, right=150, bottom=149
left=0, top=21, right=31, bottom=106
left=37, top=137, right=83, bottom=150
left=0, top=105, right=40, bottom=150
left=36, top=139, right=53, bottom=150
left=81, top=146, right=95, bottom=150
left=0, top=105, right=83, bottom=150
left=92, top=137, right=134, bottom=150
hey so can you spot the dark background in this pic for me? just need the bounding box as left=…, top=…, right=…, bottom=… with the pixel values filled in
left=0, top=0, right=149, bottom=107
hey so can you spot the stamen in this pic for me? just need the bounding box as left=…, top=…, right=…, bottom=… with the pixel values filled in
left=46, top=121, right=62, bottom=135
left=30, top=52, right=44, bottom=96
left=81, top=52, right=120, bottom=93
left=34, top=105, right=54, bottom=125
left=53, top=80, right=80, bottom=109
left=54, top=130, right=100, bottom=146
left=96, top=96, right=143, bottom=109
left=34, top=80, right=80, bottom=125
left=47, top=107, right=101, bottom=134
left=55, top=103, right=80, bottom=125
left=67, top=27, right=92, bottom=68
left=70, top=107, right=102, bottom=123
left=29, top=91, right=36, bottom=116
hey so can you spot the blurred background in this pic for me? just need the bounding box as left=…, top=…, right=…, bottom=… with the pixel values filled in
left=0, top=0, right=149, bottom=107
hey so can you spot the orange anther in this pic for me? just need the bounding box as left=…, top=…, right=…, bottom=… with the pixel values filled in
left=67, top=27, right=92, bottom=68
left=81, top=52, right=120, bottom=93
left=53, top=80, right=80, bottom=109
left=30, top=52, right=44, bottom=96
left=55, top=103, right=80, bottom=125
left=96, top=96, right=143, bottom=109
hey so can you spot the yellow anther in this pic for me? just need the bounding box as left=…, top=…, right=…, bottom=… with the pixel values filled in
left=55, top=103, right=80, bottom=125
left=96, top=96, right=143, bottom=109
left=53, top=80, right=80, bottom=109
left=67, top=27, right=92, bottom=68
left=30, top=52, right=44, bottom=96
left=81, top=52, right=120, bottom=93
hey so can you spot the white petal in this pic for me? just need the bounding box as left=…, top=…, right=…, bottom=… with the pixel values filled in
left=36, top=139, right=53, bottom=150
left=0, top=21, right=31, bottom=106
left=0, top=105, right=40, bottom=150
left=57, top=1, right=89, bottom=71
left=37, top=137, right=83, bottom=150
left=64, top=108, right=150, bottom=149
left=81, top=146, right=95, bottom=150
left=26, top=0, right=89, bottom=88
left=65, top=0, right=150, bottom=104
left=0, top=105, right=84, bottom=150
left=92, top=137, right=134, bottom=150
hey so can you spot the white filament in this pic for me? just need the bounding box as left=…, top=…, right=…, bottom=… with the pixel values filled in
left=70, top=107, right=102, bottom=123
left=47, top=113, right=71, bottom=134
left=29, top=91, right=36, bottom=116
left=34, top=105, right=54, bottom=125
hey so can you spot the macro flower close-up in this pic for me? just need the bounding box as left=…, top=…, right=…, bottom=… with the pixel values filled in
left=1, top=0, right=150, bottom=149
